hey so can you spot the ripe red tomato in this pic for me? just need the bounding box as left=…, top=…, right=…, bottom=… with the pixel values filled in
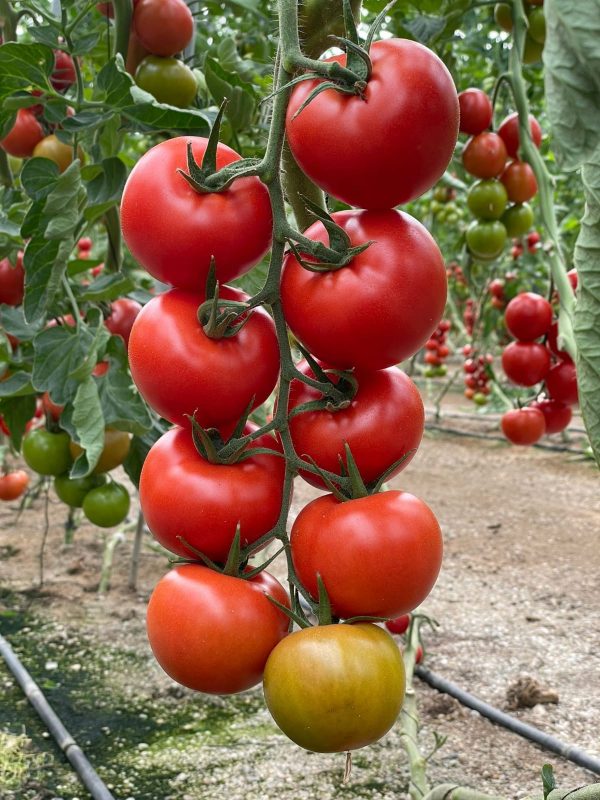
left=286, top=39, right=459, bottom=209
left=128, top=287, right=279, bottom=428
left=504, top=292, right=553, bottom=341
left=497, top=112, right=542, bottom=158
left=133, top=0, right=194, bottom=57
left=41, top=391, right=64, bottom=422
left=139, top=426, right=287, bottom=561
left=291, top=490, right=443, bottom=619
left=568, top=268, right=578, bottom=291
left=501, top=160, right=538, bottom=203
left=489, top=278, right=505, bottom=299
left=120, top=137, right=272, bottom=290
left=545, top=361, right=578, bottom=405
left=0, top=251, right=25, bottom=306
left=531, top=398, right=572, bottom=434
left=462, top=132, right=507, bottom=179
left=502, top=341, right=551, bottom=386
left=50, top=50, right=77, bottom=92
left=385, top=614, right=410, bottom=635
left=263, top=623, right=405, bottom=752
left=458, top=88, right=493, bottom=135
left=77, top=237, right=93, bottom=252
left=146, top=564, right=289, bottom=694
left=288, top=364, right=424, bottom=489
left=0, top=110, right=44, bottom=158
left=126, top=30, right=150, bottom=76
left=501, top=407, right=545, bottom=445
left=281, top=210, right=447, bottom=370
left=105, top=298, right=142, bottom=347
left=0, top=470, right=30, bottom=501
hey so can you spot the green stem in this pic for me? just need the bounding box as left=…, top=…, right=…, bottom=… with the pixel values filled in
left=111, top=0, right=133, bottom=62
left=62, top=275, right=82, bottom=329
left=0, top=0, right=18, bottom=41
left=401, top=616, right=431, bottom=800
left=281, top=140, right=325, bottom=231
left=0, top=150, right=13, bottom=188
left=103, top=206, right=122, bottom=271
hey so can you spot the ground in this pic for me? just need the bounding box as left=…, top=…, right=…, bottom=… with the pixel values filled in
left=0, top=401, right=599, bottom=800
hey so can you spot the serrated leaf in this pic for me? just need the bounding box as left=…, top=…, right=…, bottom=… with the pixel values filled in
left=32, top=324, right=100, bottom=405
left=404, top=14, right=447, bottom=44
left=70, top=377, right=105, bottom=478
left=96, top=338, right=152, bottom=434
left=62, top=109, right=117, bottom=133
left=83, top=157, right=127, bottom=222
left=44, top=160, right=86, bottom=238
left=204, top=57, right=255, bottom=132
left=23, top=237, right=70, bottom=323
left=0, top=372, right=33, bottom=397
left=0, top=394, right=36, bottom=450
left=123, top=419, right=169, bottom=488
left=77, top=273, right=134, bottom=302
left=21, top=158, right=60, bottom=201
left=0, top=43, right=54, bottom=100
left=0, top=306, right=42, bottom=341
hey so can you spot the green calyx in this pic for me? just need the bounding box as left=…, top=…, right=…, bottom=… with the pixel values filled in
left=176, top=525, right=283, bottom=580
left=197, top=259, right=251, bottom=339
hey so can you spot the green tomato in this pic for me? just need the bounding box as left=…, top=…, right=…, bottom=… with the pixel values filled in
left=424, top=367, right=437, bottom=378
left=135, top=56, right=198, bottom=108
left=54, top=473, right=106, bottom=508
left=22, top=430, right=72, bottom=476
left=467, top=179, right=508, bottom=220
left=82, top=482, right=130, bottom=528
left=502, top=203, right=534, bottom=237
left=466, top=220, right=507, bottom=260
left=435, top=365, right=448, bottom=377
left=527, top=8, right=546, bottom=44
left=523, top=33, right=544, bottom=64
left=494, top=3, right=513, bottom=32
left=473, top=392, right=488, bottom=406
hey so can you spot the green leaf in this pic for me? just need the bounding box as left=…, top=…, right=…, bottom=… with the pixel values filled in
left=0, top=395, right=36, bottom=450
left=0, top=42, right=53, bottom=98
left=0, top=306, right=42, bottom=341
left=70, top=377, right=105, bottom=478
left=123, top=419, right=168, bottom=488
left=0, top=372, right=33, bottom=398
left=204, top=57, right=256, bottom=132
left=62, top=109, right=117, bottom=133
left=96, top=338, right=152, bottom=435
left=22, top=237, right=70, bottom=324
left=541, top=764, right=557, bottom=799
left=21, top=158, right=60, bottom=201
left=404, top=14, right=446, bottom=44
left=82, top=157, right=127, bottom=222
left=77, top=273, right=134, bottom=302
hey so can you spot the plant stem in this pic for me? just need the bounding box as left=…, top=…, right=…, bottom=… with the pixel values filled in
left=128, top=509, right=145, bottom=591
left=0, top=150, right=13, bottom=188
left=401, top=616, right=431, bottom=800
left=0, top=0, right=18, bottom=41
left=111, top=0, right=133, bottom=62
left=103, top=206, right=122, bottom=271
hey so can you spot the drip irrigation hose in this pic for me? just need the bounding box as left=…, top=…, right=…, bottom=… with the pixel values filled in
left=0, top=633, right=116, bottom=800
left=415, top=665, right=600, bottom=776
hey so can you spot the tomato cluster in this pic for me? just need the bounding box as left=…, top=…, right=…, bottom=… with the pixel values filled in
left=423, top=320, right=452, bottom=378
left=462, top=345, right=494, bottom=405
left=494, top=1, right=546, bottom=64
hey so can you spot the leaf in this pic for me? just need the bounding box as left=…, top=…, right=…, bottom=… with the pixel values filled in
left=21, top=158, right=60, bottom=201
left=541, top=764, right=557, bottom=799
left=543, top=0, right=600, bottom=171
left=22, top=237, right=70, bottom=324
left=82, top=157, right=127, bottom=222
left=96, top=338, right=152, bottom=435
left=29, top=24, right=60, bottom=48
left=77, top=273, right=134, bottom=302
left=404, top=14, right=447, bottom=44
left=0, top=306, right=42, bottom=341
left=204, top=57, right=256, bottom=132
left=0, top=372, right=33, bottom=398
left=70, top=377, right=106, bottom=478
left=123, top=419, right=168, bottom=488
left=0, top=395, right=36, bottom=450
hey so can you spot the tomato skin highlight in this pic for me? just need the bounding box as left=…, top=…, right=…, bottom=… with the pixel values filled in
left=263, top=623, right=405, bottom=753
left=502, top=341, right=551, bottom=387
left=0, top=110, right=44, bottom=158
left=147, top=564, right=290, bottom=694
left=281, top=210, right=447, bottom=370
left=139, top=426, right=288, bottom=562
left=458, top=88, right=493, bottom=135
left=501, top=407, right=545, bottom=445
left=120, top=137, right=272, bottom=291
left=0, top=251, right=25, bottom=306
left=128, top=287, right=279, bottom=429
left=286, top=39, right=459, bottom=209
left=291, top=491, right=443, bottom=619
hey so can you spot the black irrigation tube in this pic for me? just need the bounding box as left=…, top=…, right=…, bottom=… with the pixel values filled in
left=415, top=665, right=600, bottom=776
left=424, top=423, right=589, bottom=455
left=0, top=632, right=116, bottom=800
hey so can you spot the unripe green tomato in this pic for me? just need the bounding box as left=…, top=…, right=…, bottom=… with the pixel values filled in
left=424, top=367, right=437, bottom=378
left=82, top=482, right=130, bottom=528
left=22, top=430, right=72, bottom=476
left=494, top=3, right=513, bottom=32
left=523, top=33, right=544, bottom=64
left=466, top=220, right=507, bottom=260
left=436, top=365, right=448, bottom=377
left=135, top=56, right=198, bottom=108
left=502, top=203, right=534, bottom=237
left=473, top=392, right=488, bottom=406
left=54, top=473, right=107, bottom=508
left=433, top=186, right=448, bottom=202
left=430, top=200, right=442, bottom=214
left=446, top=212, right=459, bottom=224
left=527, top=8, right=546, bottom=44
left=467, top=179, right=509, bottom=220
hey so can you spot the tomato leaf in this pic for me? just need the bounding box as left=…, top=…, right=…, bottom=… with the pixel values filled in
left=541, top=764, right=557, bottom=799
left=0, top=372, right=33, bottom=398
left=77, top=273, right=134, bottom=303
left=22, top=237, right=72, bottom=325
left=95, top=338, right=152, bottom=435
left=123, top=419, right=169, bottom=488
left=69, top=377, right=106, bottom=478
left=0, top=306, right=42, bottom=342
left=204, top=57, right=256, bottom=133
left=0, top=394, right=36, bottom=450
left=32, top=324, right=101, bottom=405
left=82, top=157, right=127, bottom=222
left=404, top=15, right=446, bottom=44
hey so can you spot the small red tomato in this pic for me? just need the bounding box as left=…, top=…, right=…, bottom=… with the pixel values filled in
left=502, top=341, right=551, bottom=387
left=105, top=298, right=143, bottom=347
left=78, top=237, right=93, bottom=252
left=0, top=470, right=30, bottom=501
left=462, top=132, right=507, bottom=179
left=42, top=391, right=64, bottom=422
left=504, top=292, right=553, bottom=341
left=385, top=614, right=410, bottom=635
left=545, top=361, right=578, bottom=406
left=497, top=112, right=542, bottom=159
left=501, top=407, right=545, bottom=445
left=501, top=160, right=538, bottom=203
left=531, top=398, right=572, bottom=434
left=546, top=321, right=572, bottom=363
left=458, top=88, right=493, bottom=135
left=0, top=251, right=25, bottom=306
left=0, top=110, right=44, bottom=158
left=51, top=50, right=77, bottom=92
left=567, top=269, right=578, bottom=291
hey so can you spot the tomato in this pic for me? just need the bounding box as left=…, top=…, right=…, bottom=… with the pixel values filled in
left=33, top=135, right=82, bottom=173
left=466, top=220, right=507, bottom=260
left=546, top=361, right=578, bottom=406
left=133, top=0, right=194, bottom=57
left=501, top=203, right=534, bottom=237
left=263, top=623, right=405, bottom=753
left=489, top=278, right=505, bottom=299
left=82, top=482, right=130, bottom=527
left=97, top=2, right=114, bottom=17
left=523, top=34, right=544, bottom=64
left=0, top=110, right=44, bottom=158
left=467, top=179, right=508, bottom=220
left=121, top=137, right=272, bottom=290
left=546, top=321, right=572, bottom=362
left=528, top=7, right=546, bottom=43
left=501, top=407, right=545, bottom=445
left=494, top=3, right=513, bottom=32
left=502, top=341, right=551, bottom=386
left=41, top=391, right=64, bottom=421
left=462, top=132, right=507, bottom=179
left=22, top=430, right=72, bottom=476
left=69, top=429, right=131, bottom=474
left=291, top=490, right=442, bottom=619
left=531, top=398, right=572, bottom=434
left=385, top=614, right=410, bottom=635
left=286, top=39, right=459, bottom=209
left=126, top=30, right=150, bottom=75
left=288, top=364, right=423, bottom=489
left=527, top=230, right=541, bottom=252
left=504, top=292, right=552, bottom=341
left=147, top=564, right=289, bottom=694
left=129, top=287, right=278, bottom=428
left=0, top=470, right=30, bottom=501
left=567, top=268, right=578, bottom=291
left=497, top=113, right=542, bottom=159
left=135, top=56, right=197, bottom=108
left=501, top=161, right=538, bottom=203
left=0, top=251, right=25, bottom=306
left=51, top=50, right=77, bottom=92
left=458, top=88, right=493, bottom=136
left=105, top=298, right=142, bottom=347
left=281, top=210, right=446, bottom=370
left=54, top=473, right=105, bottom=507
left=78, top=237, right=93, bottom=252
left=139, top=426, right=287, bottom=561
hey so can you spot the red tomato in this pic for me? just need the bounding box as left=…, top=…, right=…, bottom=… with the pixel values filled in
left=121, top=137, right=272, bottom=291
left=50, top=50, right=77, bottom=92
left=501, top=161, right=538, bottom=203
left=41, top=391, right=64, bottom=422
left=497, top=112, right=542, bottom=158
left=502, top=341, right=551, bottom=386
left=139, top=426, right=288, bottom=562
left=97, top=2, right=114, bottom=17
left=462, top=132, right=507, bottom=179
left=0, top=251, right=25, bottom=306
left=546, top=361, right=578, bottom=406
left=0, top=110, right=44, bottom=158
left=291, top=490, right=443, bottom=619
left=105, top=298, right=142, bottom=347
left=385, top=614, right=410, bottom=635
left=531, top=399, right=572, bottom=434
left=288, top=364, right=424, bottom=489
left=91, top=263, right=104, bottom=278
left=92, top=361, right=109, bottom=377
left=568, top=268, right=578, bottom=291
left=286, top=39, right=459, bottom=209
left=126, top=30, right=150, bottom=76
left=281, top=210, right=447, bottom=370
left=489, top=278, right=505, bottom=299
left=133, top=0, right=194, bottom=57
left=501, top=407, right=545, bottom=445
left=458, top=88, right=493, bottom=135
left=146, top=564, right=290, bottom=694
left=0, top=470, right=30, bottom=501
left=128, top=287, right=279, bottom=428
left=546, top=321, right=572, bottom=362
left=77, top=237, right=93, bottom=252
left=504, top=292, right=553, bottom=341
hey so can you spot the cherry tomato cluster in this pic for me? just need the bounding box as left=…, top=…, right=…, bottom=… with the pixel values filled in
left=423, top=320, right=451, bottom=378
left=462, top=345, right=494, bottom=406
left=494, top=1, right=546, bottom=65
